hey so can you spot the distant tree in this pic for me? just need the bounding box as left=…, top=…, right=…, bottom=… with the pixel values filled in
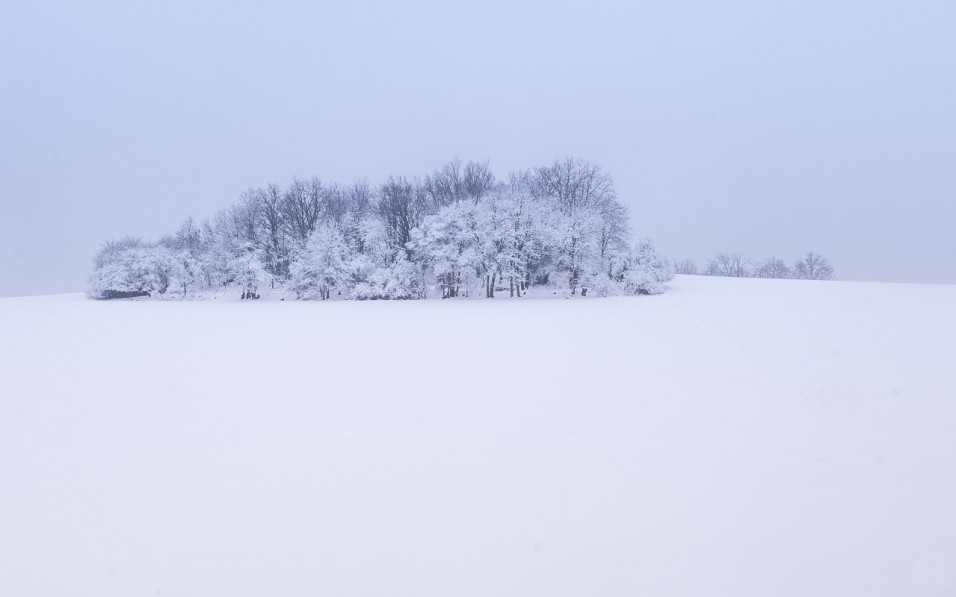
left=794, top=251, right=834, bottom=280
left=706, top=253, right=750, bottom=277
left=673, top=259, right=698, bottom=275
left=701, top=259, right=720, bottom=276
left=754, top=257, right=791, bottom=279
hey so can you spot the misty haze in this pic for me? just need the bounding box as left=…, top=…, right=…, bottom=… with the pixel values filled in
left=1, top=2, right=954, bottom=596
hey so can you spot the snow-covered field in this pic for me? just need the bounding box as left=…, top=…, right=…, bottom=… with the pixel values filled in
left=2, top=275, right=955, bottom=597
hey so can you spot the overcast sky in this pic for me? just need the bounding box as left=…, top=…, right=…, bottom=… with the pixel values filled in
left=2, top=0, right=954, bottom=296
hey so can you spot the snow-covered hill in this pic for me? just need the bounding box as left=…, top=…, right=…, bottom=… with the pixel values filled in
left=2, top=275, right=955, bottom=596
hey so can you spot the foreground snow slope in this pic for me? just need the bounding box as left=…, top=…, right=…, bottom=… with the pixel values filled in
left=1, top=275, right=955, bottom=597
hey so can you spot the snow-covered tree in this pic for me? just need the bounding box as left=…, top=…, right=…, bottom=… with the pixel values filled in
left=346, top=214, right=425, bottom=300
left=516, top=158, right=632, bottom=296
left=351, top=253, right=424, bottom=300
left=498, top=184, right=550, bottom=297
left=228, top=243, right=267, bottom=297
left=89, top=241, right=176, bottom=299
left=89, top=157, right=685, bottom=301
left=289, top=222, right=351, bottom=300
left=622, top=238, right=674, bottom=295
left=410, top=202, right=473, bottom=298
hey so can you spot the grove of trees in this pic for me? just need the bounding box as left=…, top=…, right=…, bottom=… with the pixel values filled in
left=675, top=251, right=835, bottom=280
left=89, top=158, right=675, bottom=300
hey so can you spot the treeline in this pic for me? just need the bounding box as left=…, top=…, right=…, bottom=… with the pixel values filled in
left=673, top=251, right=834, bottom=280
left=89, top=158, right=674, bottom=300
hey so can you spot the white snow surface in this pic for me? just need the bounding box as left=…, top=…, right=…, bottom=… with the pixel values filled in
left=2, top=275, right=955, bottom=596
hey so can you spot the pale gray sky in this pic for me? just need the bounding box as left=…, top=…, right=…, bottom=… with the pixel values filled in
left=2, top=0, right=954, bottom=296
